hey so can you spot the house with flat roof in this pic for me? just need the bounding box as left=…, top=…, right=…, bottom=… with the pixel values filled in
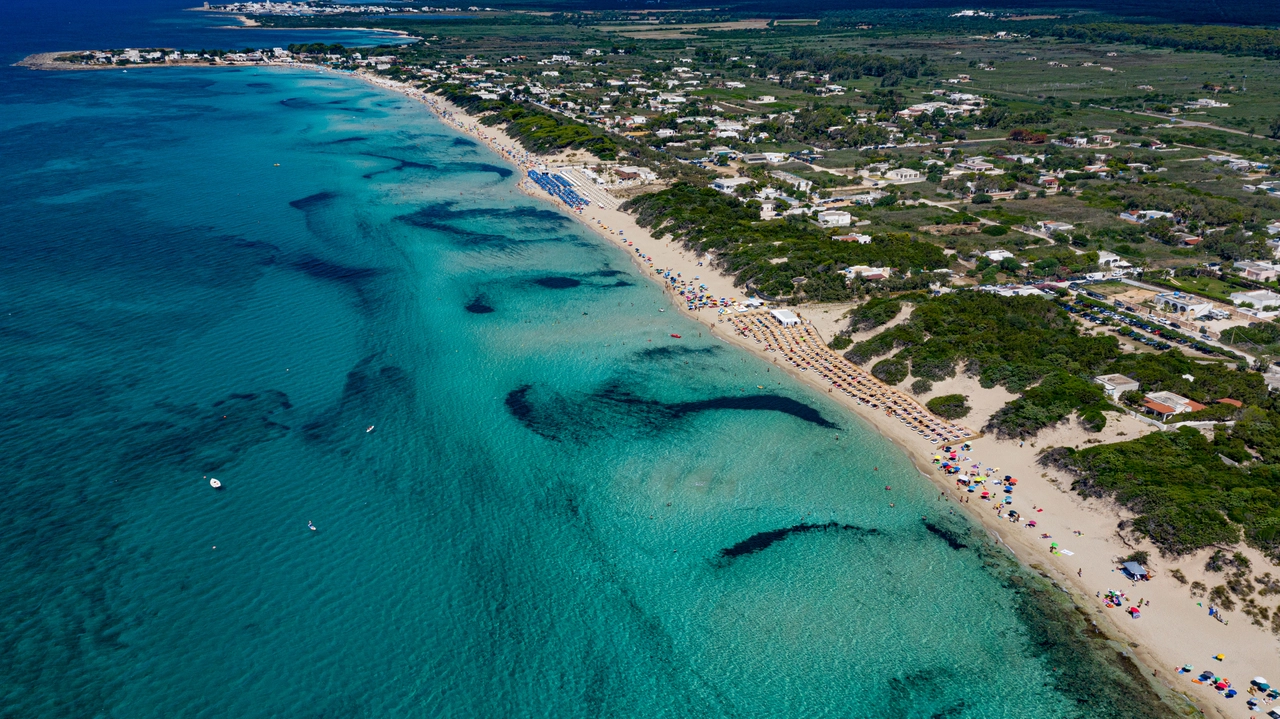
left=955, top=157, right=998, bottom=173
left=983, top=249, right=1015, bottom=262
left=1142, top=391, right=1206, bottom=422
left=816, top=210, right=853, bottom=228
left=1038, top=221, right=1074, bottom=234
left=1154, top=292, right=1214, bottom=318
left=1119, top=209, right=1174, bottom=224
left=711, top=176, right=754, bottom=194
left=841, top=265, right=889, bottom=281
left=1234, top=261, right=1280, bottom=283
left=1231, top=289, right=1280, bottom=309
left=885, top=168, right=923, bottom=183
left=1094, top=374, right=1140, bottom=399
left=770, top=170, right=813, bottom=194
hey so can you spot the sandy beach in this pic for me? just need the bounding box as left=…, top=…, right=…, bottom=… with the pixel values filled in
left=369, top=75, right=1280, bottom=719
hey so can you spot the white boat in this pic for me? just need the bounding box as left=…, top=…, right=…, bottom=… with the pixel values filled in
left=209, top=478, right=222, bottom=489
left=308, top=521, right=317, bottom=531
left=366, top=425, right=375, bottom=433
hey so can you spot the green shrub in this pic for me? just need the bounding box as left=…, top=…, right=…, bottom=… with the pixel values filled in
left=1043, top=428, right=1256, bottom=556
left=927, top=394, right=971, bottom=419
left=911, top=378, right=933, bottom=395
left=982, top=224, right=1010, bottom=236
left=828, top=335, right=853, bottom=350
left=986, top=371, right=1110, bottom=438
left=1122, top=551, right=1150, bottom=565
left=846, top=296, right=907, bottom=332
left=872, top=357, right=910, bottom=385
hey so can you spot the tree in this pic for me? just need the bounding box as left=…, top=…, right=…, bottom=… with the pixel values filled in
left=1270, top=114, right=1280, bottom=140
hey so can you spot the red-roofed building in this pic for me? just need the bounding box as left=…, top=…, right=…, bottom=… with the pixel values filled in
left=1142, top=391, right=1206, bottom=421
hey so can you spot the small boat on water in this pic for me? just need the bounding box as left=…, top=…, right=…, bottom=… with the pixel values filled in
left=366, top=425, right=375, bottom=433
left=308, top=521, right=317, bottom=532
left=209, top=478, right=222, bottom=489
left=670, top=334, right=681, bottom=338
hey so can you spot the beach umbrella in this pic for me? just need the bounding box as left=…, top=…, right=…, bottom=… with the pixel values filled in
left=1255, top=677, right=1269, bottom=685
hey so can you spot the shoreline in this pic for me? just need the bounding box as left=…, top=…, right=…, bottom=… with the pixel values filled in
left=17, top=57, right=1261, bottom=716
left=355, top=71, right=1272, bottom=719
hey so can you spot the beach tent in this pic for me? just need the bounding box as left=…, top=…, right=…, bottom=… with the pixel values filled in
left=769, top=309, right=800, bottom=327
left=1121, top=562, right=1149, bottom=580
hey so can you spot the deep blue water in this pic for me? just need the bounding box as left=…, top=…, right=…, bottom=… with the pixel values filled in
left=0, top=2, right=1186, bottom=717
left=0, top=0, right=410, bottom=68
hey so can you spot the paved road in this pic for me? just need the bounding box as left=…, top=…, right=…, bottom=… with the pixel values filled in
left=1117, top=109, right=1262, bottom=139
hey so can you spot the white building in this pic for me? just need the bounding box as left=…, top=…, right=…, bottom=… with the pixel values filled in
left=1142, top=391, right=1207, bottom=422
left=1154, top=292, right=1213, bottom=318
left=834, top=233, right=872, bottom=244
left=955, top=157, right=997, bottom=173
left=1094, top=373, right=1140, bottom=400
left=770, top=171, right=813, bottom=194
left=711, top=177, right=754, bottom=194
left=816, top=210, right=853, bottom=228
left=1231, top=289, right=1280, bottom=309
left=1038, top=221, right=1074, bottom=234
left=841, top=265, right=890, bottom=280
left=1119, top=210, right=1174, bottom=224
left=885, top=168, right=923, bottom=183
left=1234, top=261, right=1280, bottom=283
left=1095, top=250, right=1133, bottom=271
left=986, top=285, right=1051, bottom=298
left=983, top=249, right=1015, bottom=262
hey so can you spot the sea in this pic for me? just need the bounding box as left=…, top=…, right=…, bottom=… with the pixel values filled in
left=0, top=2, right=1183, bottom=717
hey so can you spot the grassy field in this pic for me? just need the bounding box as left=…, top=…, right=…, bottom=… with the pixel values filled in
left=1153, top=273, right=1241, bottom=301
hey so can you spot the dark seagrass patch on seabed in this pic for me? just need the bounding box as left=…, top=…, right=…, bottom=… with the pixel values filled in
left=360, top=152, right=438, bottom=180
left=301, top=353, right=413, bottom=446
left=290, top=256, right=382, bottom=283
left=533, top=276, right=581, bottom=289
left=922, top=518, right=970, bottom=550
left=504, top=381, right=839, bottom=443
left=121, top=390, right=295, bottom=474
left=396, top=203, right=568, bottom=250
left=713, top=522, right=879, bottom=567
left=465, top=295, right=495, bottom=314
left=289, top=191, right=338, bottom=211
left=452, top=161, right=513, bottom=178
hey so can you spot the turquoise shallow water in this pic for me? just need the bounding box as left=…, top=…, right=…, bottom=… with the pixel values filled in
left=0, top=66, right=1173, bottom=718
